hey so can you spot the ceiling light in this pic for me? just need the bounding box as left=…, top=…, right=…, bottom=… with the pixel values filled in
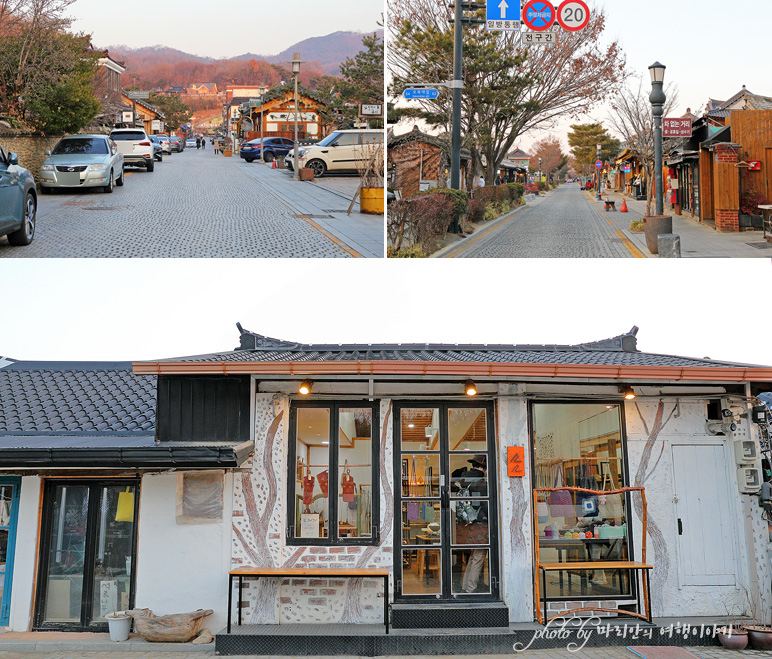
left=407, top=423, right=415, bottom=428
left=465, top=380, right=477, bottom=396
left=322, top=441, right=329, bottom=445
left=298, top=380, right=312, bottom=395
left=621, top=385, right=636, bottom=400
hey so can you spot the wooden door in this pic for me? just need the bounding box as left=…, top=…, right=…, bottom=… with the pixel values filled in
left=671, top=444, right=738, bottom=587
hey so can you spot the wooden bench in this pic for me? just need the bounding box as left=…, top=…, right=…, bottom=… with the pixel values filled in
left=227, top=566, right=391, bottom=633
left=537, top=560, right=653, bottom=624
left=604, top=199, right=617, bottom=212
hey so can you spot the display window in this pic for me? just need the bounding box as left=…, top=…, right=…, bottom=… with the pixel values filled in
left=288, top=402, right=379, bottom=545
left=531, top=402, right=633, bottom=600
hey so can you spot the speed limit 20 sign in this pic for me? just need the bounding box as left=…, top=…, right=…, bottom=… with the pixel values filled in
left=557, top=0, right=590, bottom=31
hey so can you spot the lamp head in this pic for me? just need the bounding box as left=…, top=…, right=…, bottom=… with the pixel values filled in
left=298, top=380, right=312, bottom=396
left=290, top=52, right=304, bottom=75
left=648, top=61, right=666, bottom=84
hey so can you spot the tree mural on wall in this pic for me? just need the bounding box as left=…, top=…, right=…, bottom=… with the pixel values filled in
left=633, top=400, right=676, bottom=613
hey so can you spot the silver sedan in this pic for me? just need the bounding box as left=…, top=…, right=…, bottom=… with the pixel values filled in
left=39, top=135, right=125, bottom=193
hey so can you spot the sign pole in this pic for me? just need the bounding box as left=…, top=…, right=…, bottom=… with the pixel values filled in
left=450, top=0, right=464, bottom=226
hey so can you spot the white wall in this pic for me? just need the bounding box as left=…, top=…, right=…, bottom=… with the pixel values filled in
left=7, top=476, right=41, bottom=632
left=134, top=471, right=233, bottom=632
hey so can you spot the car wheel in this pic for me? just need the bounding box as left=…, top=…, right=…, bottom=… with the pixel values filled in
left=245, top=158, right=254, bottom=163
left=307, top=159, right=327, bottom=178
left=264, top=151, right=274, bottom=163
left=147, top=159, right=155, bottom=173
left=103, top=170, right=114, bottom=193
left=7, top=191, right=36, bottom=246
left=116, top=167, right=125, bottom=186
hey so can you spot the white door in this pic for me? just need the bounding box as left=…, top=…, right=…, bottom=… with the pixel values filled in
left=672, top=444, right=738, bottom=586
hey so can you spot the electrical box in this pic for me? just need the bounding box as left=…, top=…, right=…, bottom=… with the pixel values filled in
left=752, top=406, right=770, bottom=425
left=734, top=439, right=759, bottom=464
left=737, top=466, right=761, bottom=494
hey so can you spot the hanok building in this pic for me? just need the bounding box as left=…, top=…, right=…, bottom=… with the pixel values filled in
left=387, top=126, right=471, bottom=196
left=1, top=327, right=770, bottom=655
left=118, top=90, right=166, bottom=135
left=240, top=85, right=326, bottom=141
left=498, top=148, right=530, bottom=184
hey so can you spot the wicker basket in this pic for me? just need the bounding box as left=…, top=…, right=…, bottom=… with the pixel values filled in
left=127, top=608, right=213, bottom=643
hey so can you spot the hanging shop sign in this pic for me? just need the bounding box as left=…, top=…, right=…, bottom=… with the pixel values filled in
left=507, top=447, right=525, bottom=477
left=359, top=103, right=383, bottom=118
left=556, top=0, right=590, bottom=31
left=522, top=0, right=556, bottom=31
left=748, top=161, right=762, bottom=171
left=486, top=0, right=521, bottom=31
left=663, top=118, right=692, bottom=138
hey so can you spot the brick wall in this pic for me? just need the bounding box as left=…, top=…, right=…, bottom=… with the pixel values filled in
left=1, top=134, right=63, bottom=179
left=715, top=209, right=740, bottom=232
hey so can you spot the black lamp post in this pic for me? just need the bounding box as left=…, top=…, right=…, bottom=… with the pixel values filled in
left=290, top=53, right=304, bottom=181
left=648, top=61, right=667, bottom=217
left=539, top=156, right=542, bottom=184
left=596, top=142, right=602, bottom=200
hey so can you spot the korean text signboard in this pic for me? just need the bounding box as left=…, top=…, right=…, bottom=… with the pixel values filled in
left=404, top=88, right=439, bottom=100
left=523, top=31, right=558, bottom=45
left=486, top=0, right=521, bottom=31
left=663, top=118, right=692, bottom=138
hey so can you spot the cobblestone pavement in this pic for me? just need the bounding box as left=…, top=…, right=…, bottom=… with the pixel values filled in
left=443, top=184, right=771, bottom=258
left=448, top=185, right=636, bottom=258
left=0, top=147, right=383, bottom=258
left=3, top=648, right=772, bottom=659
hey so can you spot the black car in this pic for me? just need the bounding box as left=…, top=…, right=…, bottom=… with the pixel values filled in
left=0, top=145, right=36, bottom=246
left=239, top=137, right=295, bottom=163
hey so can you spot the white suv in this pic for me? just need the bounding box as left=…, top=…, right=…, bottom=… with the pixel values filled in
left=286, top=129, right=383, bottom=178
left=109, top=128, right=155, bottom=172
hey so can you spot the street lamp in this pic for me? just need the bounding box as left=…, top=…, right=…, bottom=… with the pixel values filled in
left=539, top=157, right=542, bottom=184
left=259, top=91, right=266, bottom=164
left=290, top=52, right=304, bottom=181
left=648, top=61, right=667, bottom=216
left=596, top=142, right=602, bottom=200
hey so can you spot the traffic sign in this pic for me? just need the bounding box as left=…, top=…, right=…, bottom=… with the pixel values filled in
left=404, top=88, right=440, bottom=100
left=522, top=1, right=555, bottom=31
left=596, top=160, right=603, bottom=169
left=486, top=0, right=521, bottom=31
left=557, top=0, right=590, bottom=31
left=522, top=31, right=558, bottom=45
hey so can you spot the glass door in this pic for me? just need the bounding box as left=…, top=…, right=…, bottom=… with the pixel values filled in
left=35, top=480, right=139, bottom=630
left=0, top=478, right=21, bottom=625
left=394, top=403, right=499, bottom=602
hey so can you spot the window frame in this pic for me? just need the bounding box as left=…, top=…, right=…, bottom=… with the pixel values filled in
left=528, top=400, right=637, bottom=603
left=287, top=400, right=380, bottom=546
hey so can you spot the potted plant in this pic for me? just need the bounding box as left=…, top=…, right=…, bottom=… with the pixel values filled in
left=739, top=187, right=767, bottom=229
left=356, top=141, right=384, bottom=215
left=106, top=610, right=132, bottom=642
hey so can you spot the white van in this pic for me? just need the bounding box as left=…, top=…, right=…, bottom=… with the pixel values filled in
left=285, top=129, right=383, bottom=178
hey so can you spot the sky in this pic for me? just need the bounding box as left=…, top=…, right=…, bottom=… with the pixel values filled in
left=390, top=0, right=772, bottom=154
left=69, top=0, right=383, bottom=59
left=1, top=259, right=771, bottom=366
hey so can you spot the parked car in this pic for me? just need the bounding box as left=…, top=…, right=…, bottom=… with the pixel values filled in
left=0, top=145, right=36, bottom=246
left=148, top=135, right=164, bottom=162
left=156, top=135, right=172, bottom=155
left=185, top=138, right=197, bottom=148
left=39, top=135, right=124, bottom=193
left=239, top=137, right=295, bottom=163
left=110, top=128, right=155, bottom=171
left=285, top=130, right=383, bottom=177
left=169, top=136, right=183, bottom=153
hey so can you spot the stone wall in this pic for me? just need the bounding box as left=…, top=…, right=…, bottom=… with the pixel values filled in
left=0, top=133, right=63, bottom=179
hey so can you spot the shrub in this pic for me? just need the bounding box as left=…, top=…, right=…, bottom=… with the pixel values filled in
left=466, top=198, right=486, bottom=224
left=629, top=219, right=645, bottom=233
left=506, top=182, right=525, bottom=201
left=524, top=182, right=539, bottom=194
left=428, top=187, right=468, bottom=221
left=410, top=194, right=456, bottom=253
left=740, top=188, right=767, bottom=215
left=388, top=245, right=424, bottom=258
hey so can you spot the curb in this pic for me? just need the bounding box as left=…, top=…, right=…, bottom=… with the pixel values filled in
left=0, top=639, right=213, bottom=652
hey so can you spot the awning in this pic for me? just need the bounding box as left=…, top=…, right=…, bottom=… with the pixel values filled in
left=666, top=151, right=700, bottom=166
left=700, top=126, right=734, bottom=150
left=500, top=161, right=526, bottom=172
left=0, top=435, right=254, bottom=469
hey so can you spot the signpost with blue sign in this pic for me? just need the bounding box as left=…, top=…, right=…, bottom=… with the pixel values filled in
left=596, top=160, right=603, bottom=170
left=404, top=88, right=440, bottom=100
left=522, top=0, right=556, bottom=31
left=486, top=0, right=521, bottom=31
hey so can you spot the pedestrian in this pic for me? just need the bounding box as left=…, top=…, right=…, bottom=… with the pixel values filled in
left=494, top=173, right=503, bottom=186
left=213, top=138, right=219, bottom=155
left=196, top=136, right=201, bottom=149
left=201, top=136, right=205, bottom=150
left=477, top=174, right=485, bottom=189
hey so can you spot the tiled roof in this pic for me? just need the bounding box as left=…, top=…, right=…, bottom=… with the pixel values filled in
left=0, top=362, right=156, bottom=434
left=158, top=325, right=750, bottom=369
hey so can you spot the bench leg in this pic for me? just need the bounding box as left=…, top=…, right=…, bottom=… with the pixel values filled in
left=227, top=574, right=233, bottom=633
left=238, top=575, right=244, bottom=626
left=541, top=568, right=548, bottom=625
left=384, top=575, right=389, bottom=634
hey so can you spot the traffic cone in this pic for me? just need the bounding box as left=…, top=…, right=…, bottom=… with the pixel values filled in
left=620, top=198, right=629, bottom=213
left=271, top=158, right=277, bottom=169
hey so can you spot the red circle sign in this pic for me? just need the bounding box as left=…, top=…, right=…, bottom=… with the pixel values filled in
left=522, top=1, right=556, bottom=32
left=557, top=0, right=590, bottom=31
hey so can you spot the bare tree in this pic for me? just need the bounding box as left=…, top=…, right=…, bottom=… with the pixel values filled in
left=607, top=75, right=679, bottom=216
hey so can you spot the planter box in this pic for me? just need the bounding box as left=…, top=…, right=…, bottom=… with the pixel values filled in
left=223, top=150, right=233, bottom=157
left=299, top=168, right=314, bottom=181
left=740, top=213, right=763, bottom=229
left=361, top=188, right=384, bottom=215
left=643, top=215, right=672, bottom=254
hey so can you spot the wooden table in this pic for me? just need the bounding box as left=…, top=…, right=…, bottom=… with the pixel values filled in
left=227, top=566, right=391, bottom=633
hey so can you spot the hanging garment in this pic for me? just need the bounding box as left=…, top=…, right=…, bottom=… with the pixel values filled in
left=317, top=470, right=329, bottom=498
left=302, top=474, right=316, bottom=506
left=342, top=470, right=356, bottom=503
left=407, top=501, right=419, bottom=521
left=547, top=466, right=574, bottom=518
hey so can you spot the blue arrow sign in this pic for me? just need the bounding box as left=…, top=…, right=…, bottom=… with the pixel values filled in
left=404, top=88, right=440, bottom=100
left=486, top=0, right=521, bottom=25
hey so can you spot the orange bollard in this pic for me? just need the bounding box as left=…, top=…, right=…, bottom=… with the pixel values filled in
left=620, top=198, right=629, bottom=212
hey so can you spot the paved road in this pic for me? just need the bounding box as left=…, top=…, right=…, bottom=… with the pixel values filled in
left=0, top=147, right=383, bottom=258
left=448, top=185, right=637, bottom=258
left=442, top=184, right=772, bottom=258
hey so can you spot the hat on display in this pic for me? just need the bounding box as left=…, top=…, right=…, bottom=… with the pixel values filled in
left=468, top=454, right=487, bottom=468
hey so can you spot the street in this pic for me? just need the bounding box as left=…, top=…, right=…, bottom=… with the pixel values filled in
left=0, top=147, right=383, bottom=258
left=439, top=184, right=772, bottom=259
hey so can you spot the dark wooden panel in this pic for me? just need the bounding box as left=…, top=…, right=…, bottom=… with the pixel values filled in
left=156, top=376, right=251, bottom=442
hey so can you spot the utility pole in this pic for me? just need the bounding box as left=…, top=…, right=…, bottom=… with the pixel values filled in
left=596, top=142, right=602, bottom=200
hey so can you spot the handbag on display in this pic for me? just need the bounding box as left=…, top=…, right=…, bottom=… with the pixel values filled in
left=547, top=466, right=574, bottom=518
left=537, top=500, right=549, bottom=523
left=341, top=469, right=356, bottom=503
left=579, top=463, right=599, bottom=517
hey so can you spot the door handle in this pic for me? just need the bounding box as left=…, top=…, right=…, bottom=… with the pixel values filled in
left=677, top=519, right=683, bottom=535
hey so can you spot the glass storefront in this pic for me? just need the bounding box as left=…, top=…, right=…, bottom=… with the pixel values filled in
left=532, top=403, right=632, bottom=600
